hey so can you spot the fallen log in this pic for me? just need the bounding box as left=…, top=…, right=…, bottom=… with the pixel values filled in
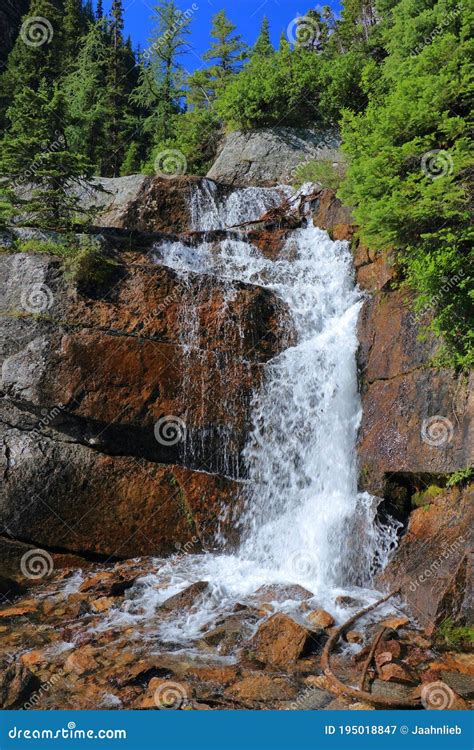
left=321, top=589, right=422, bottom=708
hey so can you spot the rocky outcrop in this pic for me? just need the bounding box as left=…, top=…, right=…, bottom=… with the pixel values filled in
left=0, top=190, right=295, bottom=562
left=207, top=128, right=342, bottom=186
left=378, top=485, right=473, bottom=633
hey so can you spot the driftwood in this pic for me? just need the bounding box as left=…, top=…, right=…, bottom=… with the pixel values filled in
left=359, top=626, right=388, bottom=691
left=321, top=589, right=422, bottom=708
left=225, top=189, right=323, bottom=231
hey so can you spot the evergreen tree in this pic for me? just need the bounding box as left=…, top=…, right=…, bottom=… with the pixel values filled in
left=96, top=0, right=104, bottom=19
left=63, top=0, right=89, bottom=67
left=0, top=82, right=92, bottom=228
left=252, top=17, right=272, bottom=57
left=132, top=1, right=192, bottom=148
left=340, top=0, right=473, bottom=366
left=201, top=10, right=247, bottom=96
left=63, top=19, right=111, bottom=173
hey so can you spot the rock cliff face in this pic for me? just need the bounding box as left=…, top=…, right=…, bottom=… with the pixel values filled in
left=312, top=189, right=473, bottom=630
left=0, top=187, right=293, bottom=560
left=207, top=128, right=342, bottom=186
left=1, top=168, right=471, bottom=636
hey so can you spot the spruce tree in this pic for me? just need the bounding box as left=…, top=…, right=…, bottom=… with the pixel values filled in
left=252, top=17, right=272, bottom=57
left=96, top=0, right=104, bottom=19
left=202, top=10, right=247, bottom=96
left=133, top=1, right=192, bottom=147
left=63, top=0, right=90, bottom=68
left=0, top=82, right=91, bottom=229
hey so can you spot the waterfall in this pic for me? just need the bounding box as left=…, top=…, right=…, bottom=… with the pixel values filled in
left=121, top=181, right=398, bottom=641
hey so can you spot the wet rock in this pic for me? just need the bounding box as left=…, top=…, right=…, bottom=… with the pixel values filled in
left=369, top=678, right=416, bottom=703
left=160, top=582, right=210, bottom=612
left=380, top=616, right=409, bottom=630
left=378, top=662, right=418, bottom=685
left=289, top=686, right=333, bottom=710
left=0, top=603, right=37, bottom=619
left=250, top=613, right=317, bottom=667
left=346, top=631, right=364, bottom=644
left=64, top=646, right=97, bottom=676
left=0, top=418, right=242, bottom=557
left=335, top=595, right=363, bottom=609
left=253, top=583, right=314, bottom=604
left=225, top=674, right=297, bottom=702
left=440, top=671, right=474, bottom=700
left=378, top=485, right=473, bottom=632
left=312, top=189, right=355, bottom=240
left=306, top=609, right=335, bottom=629
left=0, top=662, right=39, bottom=709
left=184, top=665, right=239, bottom=687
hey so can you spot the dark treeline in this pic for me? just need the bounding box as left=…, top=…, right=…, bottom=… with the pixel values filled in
left=0, top=0, right=472, bottom=366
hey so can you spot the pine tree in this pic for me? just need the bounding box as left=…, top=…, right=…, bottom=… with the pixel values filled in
left=0, top=82, right=92, bottom=229
left=202, top=10, right=247, bottom=96
left=252, top=17, right=272, bottom=57
left=63, top=0, right=89, bottom=67
left=63, top=19, right=111, bottom=173
left=132, top=1, right=192, bottom=147
left=103, top=0, right=137, bottom=175
left=96, top=0, right=104, bottom=19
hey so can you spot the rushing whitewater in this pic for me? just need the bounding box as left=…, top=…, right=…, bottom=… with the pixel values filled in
left=112, top=182, right=399, bottom=643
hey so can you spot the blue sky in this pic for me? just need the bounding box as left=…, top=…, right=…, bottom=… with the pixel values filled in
left=102, top=1, right=342, bottom=73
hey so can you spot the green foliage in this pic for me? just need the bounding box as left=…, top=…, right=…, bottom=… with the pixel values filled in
left=411, top=484, right=444, bottom=508
left=0, top=186, right=14, bottom=230
left=294, top=159, right=346, bottom=190
left=16, top=234, right=118, bottom=287
left=436, top=619, right=474, bottom=650
left=446, top=467, right=473, bottom=489
left=340, top=0, right=474, bottom=368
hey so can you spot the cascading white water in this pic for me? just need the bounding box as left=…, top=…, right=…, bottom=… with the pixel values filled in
left=110, top=181, right=399, bottom=643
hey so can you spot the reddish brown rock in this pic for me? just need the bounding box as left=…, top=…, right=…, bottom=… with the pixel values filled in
left=250, top=613, right=316, bottom=667
left=64, top=645, right=97, bottom=675
left=160, top=582, right=210, bottom=611
left=312, top=189, right=355, bottom=240
left=225, top=674, right=297, bottom=702
left=0, top=662, right=39, bottom=709
left=0, top=417, right=242, bottom=557
left=378, top=662, right=418, bottom=685
left=377, top=485, right=473, bottom=632
left=306, top=609, right=335, bottom=629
